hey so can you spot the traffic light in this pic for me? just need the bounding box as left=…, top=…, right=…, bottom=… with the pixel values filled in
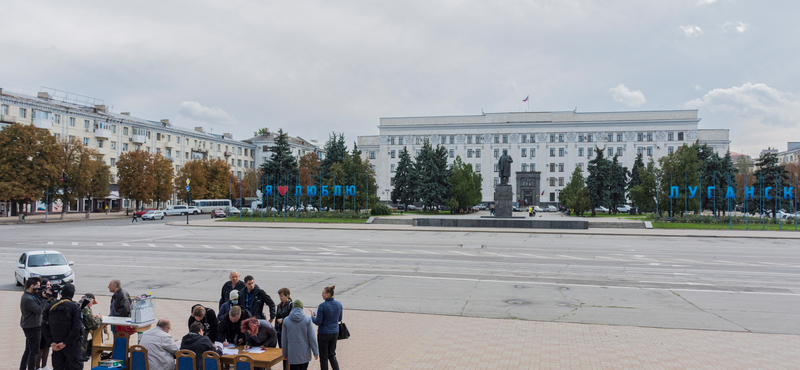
left=60, top=172, right=66, bottom=182
left=187, top=191, right=192, bottom=203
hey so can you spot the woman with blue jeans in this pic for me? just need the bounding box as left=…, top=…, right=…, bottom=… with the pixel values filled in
left=310, top=285, right=343, bottom=370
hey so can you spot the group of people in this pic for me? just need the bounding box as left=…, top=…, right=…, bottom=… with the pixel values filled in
left=19, top=278, right=128, bottom=370
left=19, top=272, right=343, bottom=370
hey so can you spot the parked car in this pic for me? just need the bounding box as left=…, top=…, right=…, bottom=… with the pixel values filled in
left=15, top=251, right=75, bottom=287
left=406, top=205, right=417, bottom=211
left=141, top=210, right=165, bottom=220
left=477, top=204, right=488, bottom=210
left=617, top=205, right=632, bottom=213
left=594, top=206, right=609, bottom=213
left=228, top=206, right=241, bottom=215
left=547, top=205, right=558, bottom=212
left=162, top=205, right=188, bottom=216
left=534, top=206, right=544, bottom=212
left=512, top=205, right=523, bottom=212
left=211, top=209, right=227, bottom=218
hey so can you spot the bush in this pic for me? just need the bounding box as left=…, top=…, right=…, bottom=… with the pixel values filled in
left=370, top=203, right=391, bottom=216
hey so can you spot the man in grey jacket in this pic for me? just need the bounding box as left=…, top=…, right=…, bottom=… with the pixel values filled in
left=140, top=319, right=180, bottom=370
left=20, top=277, right=44, bottom=370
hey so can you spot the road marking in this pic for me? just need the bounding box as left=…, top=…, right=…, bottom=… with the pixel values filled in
left=230, top=245, right=242, bottom=249
left=450, top=251, right=476, bottom=256
left=287, top=247, right=302, bottom=251
left=483, top=252, right=512, bottom=257
left=351, top=248, right=368, bottom=253
left=148, top=244, right=157, bottom=247
left=556, top=255, right=586, bottom=260
left=414, top=250, right=439, bottom=254
left=319, top=248, right=335, bottom=252
left=71, top=242, right=78, bottom=246
left=97, top=243, right=103, bottom=246
left=673, top=259, right=704, bottom=264
left=121, top=243, right=130, bottom=247
left=259, top=246, right=272, bottom=250
left=47, top=242, right=54, bottom=245
left=202, top=245, right=212, bottom=249
left=175, top=244, right=185, bottom=248
left=382, top=249, right=405, bottom=254
left=519, top=253, right=551, bottom=259
left=594, top=256, right=631, bottom=262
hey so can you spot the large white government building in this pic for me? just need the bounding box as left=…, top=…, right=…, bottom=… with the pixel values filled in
left=358, top=110, right=730, bottom=206
left=0, top=87, right=323, bottom=215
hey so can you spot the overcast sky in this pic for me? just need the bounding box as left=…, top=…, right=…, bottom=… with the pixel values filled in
left=2, top=0, right=798, bottom=157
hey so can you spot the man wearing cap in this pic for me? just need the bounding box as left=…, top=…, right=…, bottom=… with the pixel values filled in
left=217, top=290, right=239, bottom=322
left=80, top=294, right=102, bottom=361
left=42, top=283, right=83, bottom=370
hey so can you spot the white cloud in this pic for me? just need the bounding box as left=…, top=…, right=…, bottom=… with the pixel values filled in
left=609, top=84, right=647, bottom=107
left=694, top=85, right=703, bottom=91
left=177, top=101, right=238, bottom=126
left=685, top=83, right=800, bottom=155
left=697, top=0, right=719, bottom=5
left=721, top=21, right=749, bottom=33
left=680, top=25, right=704, bottom=37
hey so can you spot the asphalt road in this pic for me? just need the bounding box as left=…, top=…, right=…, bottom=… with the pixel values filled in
left=2, top=217, right=799, bottom=334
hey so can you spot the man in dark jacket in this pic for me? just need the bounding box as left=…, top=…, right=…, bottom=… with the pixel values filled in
left=217, top=305, right=251, bottom=346
left=107, top=279, right=132, bottom=317
left=20, top=277, right=44, bottom=370
left=180, top=322, right=221, bottom=370
left=238, top=275, right=275, bottom=322
left=188, top=304, right=218, bottom=342
left=219, top=270, right=244, bottom=310
left=42, top=283, right=83, bottom=370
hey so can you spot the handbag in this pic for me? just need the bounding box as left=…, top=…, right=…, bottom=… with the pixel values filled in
left=338, top=322, right=350, bottom=340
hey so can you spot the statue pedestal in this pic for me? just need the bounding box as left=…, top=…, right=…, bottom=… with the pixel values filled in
left=493, top=184, right=513, bottom=218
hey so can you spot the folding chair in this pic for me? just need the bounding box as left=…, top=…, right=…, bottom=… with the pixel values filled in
left=233, top=354, right=254, bottom=370
left=129, top=345, right=149, bottom=370
left=175, top=350, right=196, bottom=370
left=91, top=332, right=130, bottom=370
left=202, top=351, right=222, bottom=370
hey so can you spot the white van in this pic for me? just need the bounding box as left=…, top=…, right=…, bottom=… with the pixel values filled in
left=162, top=205, right=200, bottom=215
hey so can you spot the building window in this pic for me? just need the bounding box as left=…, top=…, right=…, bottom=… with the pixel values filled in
left=550, top=178, right=556, bottom=186
left=122, top=143, right=128, bottom=151
left=415, top=150, right=420, bottom=156
left=123, top=126, right=128, bottom=135
left=550, top=163, right=556, bottom=172
left=19, top=108, right=27, bottom=118
left=391, top=164, right=396, bottom=172
left=578, top=134, right=584, bottom=142
left=238, top=159, right=242, bottom=167
left=369, top=151, right=376, bottom=159
left=449, top=135, right=455, bottom=144
left=559, top=163, right=564, bottom=172
left=608, top=148, right=613, bottom=157
left=476, top=135, right=483, bottom=144
left=449, top=149, right=454, bottom=158
left=550, top=148, right=555, bottom=157
left=97, top=139, right=103, bottom=148
left=390, top=136, right=395, bottom=145
left=578, top=163, right=584, bottom=171
left=83, top=119, right=90, bottom=130
left=146, top=146, right=150, bottom=152
left=638, top=132, right=644, bottom=141
left=521, top=148, right=527, bottom=157
left=68, top=117, right=75, bottom=127
left=607, top=133, right=613, bottom=142
left=647, top=132, right=653, bottom=141
left=494, top=135, right=500, bottom=144
left=579, top=147, right=584, bottom=156
left=494, top=163, right=499, bottom=172
left=476, top=149, right=481, bottom=158
left=53, top=133, right=60, bottom=140
left=647, top=147, right=653, bottom=156
left=530, top=134, right=536, bottom=143
left=494, top=149, right=499, bottom=158
left=521, top=134, right=527, bottom=143
left=531, top=148, right=535, bottom=157
left=398, top=136, right=404, bottom=145
left=617, top=133, right=623, bottom=142
left=244, top=160, right=248, bottom=168
left=441, top=136, right=446, bottom=144
left=110, top=158, right=116, bottom=166
left=678, top=132, right=684, bottom=141
left=494, top=177, right=500, bottom=186
left=587, top=147, right=593, bottom=157
left=390, top=177, right=395, bottom=186
left=502, top=135, right=508, bottom=143
left=391, top=150, right=396, bottom=158
left=617, top=147, right=622, bottom=156
left=587, top=134, right=593, bottom=142
left=0, top=104, right=7, bottom=115
left=550, top=134, right=555, bottom=143
left=530, top=163, right=535, bottom=172
left=521, top=163, right=527, bottom=172
left=638, top=147, right=644, bottom=155
left=559, top=177, right=565, bottom=186
left=559, top=148, right=564, bottom=157
left=668, top=132, right=674, bottom=141
left=238, top=148, right=242, bottom=155
left=476, top=164, right=481, bottom=172
left=668, top=146, right=674, bottom=155
left=467, top=149, right=473, bottom=158
left=559, top=134, right=564, bottom=142
left=54, top=114, right=61, bottom=124
left=83, top=138, right=89, bottom=145
left=467, top=135, right=473, bottom=144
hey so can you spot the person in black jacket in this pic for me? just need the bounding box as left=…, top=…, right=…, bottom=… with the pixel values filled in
left=217, top=306, right=251, bottom=347
left=42, top=283, right=83, bottom=370
left=20, top=277, right=44, bottom=370
left=238, top=275, right=276, bottom=323
left=180, top=322, right=221, bottom=370
left=188, top=304, right=218, bottom=342
left=219, top=271, right=244, bottom=310
left=274, top=287, right=293, bottom=349
left=107, top=279, right=132, bottom=317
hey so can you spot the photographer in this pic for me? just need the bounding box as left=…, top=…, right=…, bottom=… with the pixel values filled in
left=42, top=283, right=83, bottom=370
left=20, top=277, right=44, bottom=370
left=37, top=278, right=58, bottom=370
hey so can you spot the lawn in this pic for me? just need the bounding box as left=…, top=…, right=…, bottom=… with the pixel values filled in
left=653, top=221, right=800, bottom=231
left=219, top=217, right=367, bottom=223
left=573, top=213, right=649, bottom=219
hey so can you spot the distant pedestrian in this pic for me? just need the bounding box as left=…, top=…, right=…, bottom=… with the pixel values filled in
left=528, top=206, right=533, bottom=217
left=281, top=299, right=318, bottom=370
left=20, top=277, right=44, bottom=370
left=104, top=205, right=108, bottom=214
left=311, top=285, right=343, bottom=370
left=131, top=212, right=138, bottom=223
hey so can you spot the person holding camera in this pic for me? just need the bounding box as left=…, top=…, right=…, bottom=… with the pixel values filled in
left=37, top=278, right=58, bottom=370
left=20, top=277, right=44, bottom=370
left=42, top=283, right=83, bottom=370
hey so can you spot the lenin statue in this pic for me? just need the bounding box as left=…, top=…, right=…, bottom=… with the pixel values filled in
left=498, top=149, right=513, bottom=185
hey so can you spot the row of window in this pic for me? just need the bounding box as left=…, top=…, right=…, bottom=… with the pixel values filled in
left=384, top=131, right=687, bottom=146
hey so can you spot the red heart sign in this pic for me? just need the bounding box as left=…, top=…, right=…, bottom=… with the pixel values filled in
left=278, top=186, right=288, bottom=196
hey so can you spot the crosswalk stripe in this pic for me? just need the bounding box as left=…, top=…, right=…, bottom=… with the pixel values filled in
left=483, top=252, right=512, bottom=257
left=351, top=248, right=368, bottom=253
left=319, top=248, right=334, bottom=252
left=230, top=245, right=242, bottom=249
left=121, top=243, right=130, bottom=247
left=148, top=244, right=156, bottom=247
left=175, top=244, right=185, bottom=248
left=71, top=242, right=78, bottom=246
left=382, top=249, right=405, bottom=254
left=202, top=245, right=212, bottom=249
left=96, top=243, right=103, bottom=246
left=556, top=255, right=586, bottom=260
left=47, top=242, right=54, bottom=245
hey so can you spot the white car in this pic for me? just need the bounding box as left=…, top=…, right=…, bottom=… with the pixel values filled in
left=141, top=210, right=165, bottom=220
left=15, top=251, right=75, bottom=287
left=162, top=205, right=200, bottom=215
left=228, top=206, right=241, bottom=215
left=534, top=206, right=544, bottom=212
left=595, top=206, right=609, bottom=213
left=547, top=205, right=558, bottom=212
left=617, top=205, right=632, bottom=213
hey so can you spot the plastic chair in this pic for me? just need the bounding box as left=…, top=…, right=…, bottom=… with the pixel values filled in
left=130, top=345, right=149, bottom=370
left=202, top=351, right=221, bottom=370
left=175, top=350, right=196, bottom=370
left=91, top=332, right=130, bottom=370
left=233, top=354, right=254, bottom=370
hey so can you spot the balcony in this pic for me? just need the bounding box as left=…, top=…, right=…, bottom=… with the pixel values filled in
left=32, top=118, right=52, bottom=130
left=1, top=114, right=20, bottom=124
left=224, top=151, right=233, bottom=157
left=94, top=128, right=111, bottom=139
left=164, top=141, right=174, bottom=148
left=131, top=134, right=147, bottom=144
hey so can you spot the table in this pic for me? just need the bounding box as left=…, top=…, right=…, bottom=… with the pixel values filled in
left=219, top=346, right=284, bottom=368
left=90, top=317, right=156, bottom=367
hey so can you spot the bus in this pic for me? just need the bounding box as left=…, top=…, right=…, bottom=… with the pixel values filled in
left=191, top=199, right=232, bottom=213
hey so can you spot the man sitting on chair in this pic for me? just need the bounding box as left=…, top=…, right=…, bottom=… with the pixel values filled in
left=181, top=322, right=222, bottom=370
left=140, top=319, right=180, bottom=370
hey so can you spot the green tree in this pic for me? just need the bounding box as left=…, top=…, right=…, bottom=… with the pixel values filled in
left=260, top=129, right=300, bottom=208
left=657, top=145, right=701, bottom=217
left=560, top=166, right=591, bottom=216
left=298, top=153, right=321, bottom=207
left=449, top=156, right=483, bottom=213
left=53, top=138, right=103, bottom=218
left=586, top=147, right=611, bottom=216
left=343, top=144, right=378, bottom=212
left=608, top=155, right=629, bottom=214
left=628, top=152, right=644, bottom=209
left=390, top=147, right=416, bottom=206
left=319, top=132, right=347, bottom=180
left=0, top=123, right=61, bottom=216
left=629, top=158, right=658, bottom=213
left=151, top=153, right=174, bottom=209
left=749, top=151, right=789, bottom=218
left=415, top=141, right=451, bottom=210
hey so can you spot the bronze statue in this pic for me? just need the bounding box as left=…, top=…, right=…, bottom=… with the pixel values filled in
left=498, top=149, right=513, bottom=185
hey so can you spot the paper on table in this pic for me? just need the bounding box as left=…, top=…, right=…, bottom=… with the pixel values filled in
left=244, top=348, right=264, bottom=354
left=214, top=341, right=236, bottom=349
left=222, top=348, right=239, bottom=356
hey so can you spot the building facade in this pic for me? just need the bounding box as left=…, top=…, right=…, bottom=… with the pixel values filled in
left=358, top=110, right=730, bottom=206
left=244, top=129, right=325, bottom=170
left=777, top=142, right=800, bottom=165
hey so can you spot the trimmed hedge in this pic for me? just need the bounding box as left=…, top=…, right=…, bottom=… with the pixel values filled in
left=370, top=203, right=392, bottom=216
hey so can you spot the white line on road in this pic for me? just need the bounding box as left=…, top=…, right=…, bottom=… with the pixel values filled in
left=518, top=253, right=551, bottom=259
left=47, top=242, right=54, bottom=245
left=482, top=252, right=512, bottom=257
left=382, top=249, right=405, bottom=254
left=148, top=244, right=156, bottom=247
left=121, top=243, right=130, bottom=247
left=450, top=251, right=476, bottom=256
left=594, top=256, right=632, bottom=262
left=71, top=242, right=78, bottom=246
left=202, top=245, right=212, bottom=249
left=319, top=248, right=335, bottom=252
left=289, top=247, right=302, bottom=251
left=414, top=250, right=439, bottom=254
left=175, top=244, right=185, bottom=248
left=556, top=255, right=586, bottom=260
left=259, top=246, right=272, bottom=250
left=96, top=243, right=103, bottom=246
left=230, top=245, right=242, bottom=249
left=351, top=248, right=368, bottom=253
